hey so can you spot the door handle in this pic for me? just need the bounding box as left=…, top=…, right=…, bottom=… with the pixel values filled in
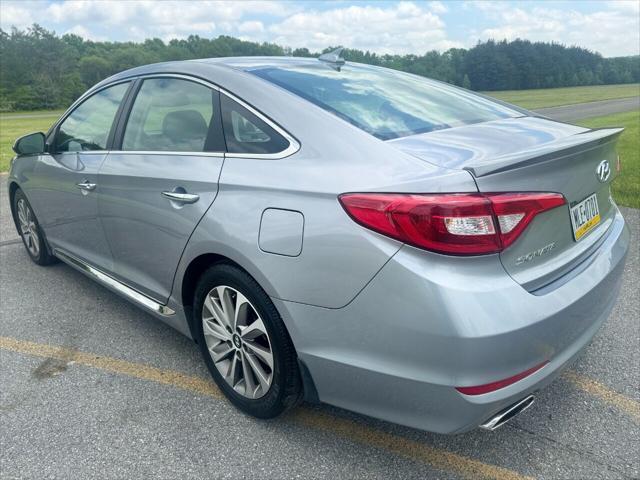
left=161, top=191, right=200, bottom=204
left=76, top=181, right=96, bottom=191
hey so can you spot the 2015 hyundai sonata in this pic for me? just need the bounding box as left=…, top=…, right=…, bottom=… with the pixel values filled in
left=8, top=52, right=629, bottom=433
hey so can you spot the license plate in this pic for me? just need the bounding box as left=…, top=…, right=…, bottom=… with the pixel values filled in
left=570, top=193, right=600, bottom=241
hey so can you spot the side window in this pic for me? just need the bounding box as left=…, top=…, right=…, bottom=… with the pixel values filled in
left=221, top=95, right=290, bottom=155
left=55, top=82, right=129, bottom=152
left=122, top=78, right=224, bottom=152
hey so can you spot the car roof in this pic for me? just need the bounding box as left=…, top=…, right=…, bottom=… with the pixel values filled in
left=96, top=56, right=329, bottom=90
left=192, top=56, right=327, bottom=70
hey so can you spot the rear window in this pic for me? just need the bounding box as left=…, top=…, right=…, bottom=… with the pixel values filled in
left=250, top=64, right=521, bottom=140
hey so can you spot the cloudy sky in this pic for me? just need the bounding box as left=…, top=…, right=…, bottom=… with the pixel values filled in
left=1, top=1, right=639, bottom=57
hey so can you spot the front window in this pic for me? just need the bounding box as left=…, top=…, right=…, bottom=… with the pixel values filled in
left=250, top=64, right=521, bottom=140
left=55, top=82, right=129, bottom=152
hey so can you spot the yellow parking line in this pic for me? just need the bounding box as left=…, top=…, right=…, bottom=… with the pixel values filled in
left=0, top=335, right=530, bottom=480
left=563, top=371, right=640, bottom=422
left=294, top=409, right=529, bottom=480
left=0, top=336, right=222, bottom=399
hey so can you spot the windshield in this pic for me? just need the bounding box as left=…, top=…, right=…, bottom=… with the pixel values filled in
left=250, top=63, right=522, bottom=140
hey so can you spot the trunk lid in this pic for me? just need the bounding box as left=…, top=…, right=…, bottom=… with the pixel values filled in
left=388, top=116, right=623, bottom=291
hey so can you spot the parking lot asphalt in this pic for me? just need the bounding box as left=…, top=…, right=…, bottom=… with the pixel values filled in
left=534, top=96, right=640, bottom=122
left=1, top=176, right=639, bottom=480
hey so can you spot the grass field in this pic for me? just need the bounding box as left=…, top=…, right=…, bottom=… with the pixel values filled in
left=0, top=84, right=638, bottom=207
left=578, top=110, right=639, bottom=208
left=0, top=111, right=63, bottom=172
left=487, top=83, right=640, bottom=109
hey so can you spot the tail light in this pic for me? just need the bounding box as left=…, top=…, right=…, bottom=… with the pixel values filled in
left=455, top=361, right=549, bottom=395
left=339, top=192, right=565, bottom=255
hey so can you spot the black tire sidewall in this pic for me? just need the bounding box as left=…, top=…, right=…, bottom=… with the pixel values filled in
left=193, top=263, right=301, bottom=418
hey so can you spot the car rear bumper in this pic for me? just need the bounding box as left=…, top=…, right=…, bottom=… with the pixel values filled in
left=275, top=208, right=629, bottom=433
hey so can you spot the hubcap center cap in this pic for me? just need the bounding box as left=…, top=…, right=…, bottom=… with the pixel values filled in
left=232, top=334, right=242, bottom=349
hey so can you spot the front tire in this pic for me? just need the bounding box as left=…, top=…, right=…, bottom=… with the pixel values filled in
left=12, top=189, right=56, bottom=266
left=193, top=263, right=302, bottom=418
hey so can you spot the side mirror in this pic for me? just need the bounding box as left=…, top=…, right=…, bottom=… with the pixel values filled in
left=12, top=132, right=46, bottom=156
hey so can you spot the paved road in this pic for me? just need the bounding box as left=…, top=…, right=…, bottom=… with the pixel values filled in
left=534, top=96, right=640, bottom=122
left=0, top=112, right=61, bottom=120
left=1, top=177, right=639, bottom=479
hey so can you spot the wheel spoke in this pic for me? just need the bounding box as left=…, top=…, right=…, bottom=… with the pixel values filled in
left=29, top=227, right=39, bottom=254
left=210, top=342, right=234, bottom=363
left=240, top=351, right=257, bottom=398
left=217, top=286, right=236, bottom=330
left=17, top=201, right=28, bottom=227
left=241, top=316, right=268, bottom=340
left=245, top=351, right=271, bottom=391
left=234, top=292, right=250, bottom=328
left=203, top=319, right=230, bottom=342
left=226, top=354, right=240, bottom=386
left=244, top=340, right=273, bottom=369
left=204, top=291, right=231, bottom=331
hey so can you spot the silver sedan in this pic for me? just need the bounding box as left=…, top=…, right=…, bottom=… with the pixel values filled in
left=8, top=53, right=629, bottom=433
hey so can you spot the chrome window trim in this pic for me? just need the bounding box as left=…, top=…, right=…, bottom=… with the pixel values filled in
left=54, top=248, right=175, bottom=316
left=79, top=73, right=300, bottom=160
left=107, top=151, right=225, bottom=158
left=52, top=150, right=110, bottom=155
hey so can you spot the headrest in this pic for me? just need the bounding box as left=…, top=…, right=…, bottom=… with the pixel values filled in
left=162, top=110, right=208, bottom=141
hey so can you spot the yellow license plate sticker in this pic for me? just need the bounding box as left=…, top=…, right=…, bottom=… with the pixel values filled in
left=570, top=193, right=600, bottom=241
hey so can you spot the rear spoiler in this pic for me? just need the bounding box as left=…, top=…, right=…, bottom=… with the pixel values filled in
left=465, top=127, right=624, bottom=177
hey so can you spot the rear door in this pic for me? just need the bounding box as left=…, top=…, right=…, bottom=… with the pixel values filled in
left=98, top=76, right=226, bottom=303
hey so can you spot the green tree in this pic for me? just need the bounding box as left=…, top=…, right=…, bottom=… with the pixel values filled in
left=462, top=74, right=471, bottom=89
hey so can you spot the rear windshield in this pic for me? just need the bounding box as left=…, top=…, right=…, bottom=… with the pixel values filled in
left=250, top=63, right=521, bottom=140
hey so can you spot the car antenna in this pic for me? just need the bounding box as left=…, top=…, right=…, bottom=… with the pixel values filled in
left=318, top=47, right=345, bottom=71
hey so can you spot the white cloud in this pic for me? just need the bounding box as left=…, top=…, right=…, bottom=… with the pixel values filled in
left=2, top=1, right=289, bottom=40
left=473, top=3, right=640, bottom=57
left=238, top=21, right=265, bottom=34
left=64, top=24, right=106, bottom=41
left=0, top=2, right=35, bottom=30
left=1, top=1, right=636, bottom=57
left=265, top=2, right=462, bottom=54
left=428, top=1, right=448, bottom=14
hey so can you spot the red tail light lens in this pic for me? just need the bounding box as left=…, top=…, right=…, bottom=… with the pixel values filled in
left=339, top=192, right=565, bottom=255
left=455, top=361, right=549, bottom=395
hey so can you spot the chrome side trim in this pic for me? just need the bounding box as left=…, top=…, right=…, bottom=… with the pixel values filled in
left=479, top=395, right=535, bottom=431
left=54, top=249, right=175, bottom=316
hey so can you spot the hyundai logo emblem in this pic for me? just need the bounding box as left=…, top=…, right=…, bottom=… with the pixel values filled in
left=596, top=160, right=611, bottom=183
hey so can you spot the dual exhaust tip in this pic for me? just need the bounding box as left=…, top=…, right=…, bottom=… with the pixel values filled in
left=480, top=395, right=535, bottom=431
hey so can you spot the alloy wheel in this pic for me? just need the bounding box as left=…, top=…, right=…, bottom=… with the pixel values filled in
left=17, top=198, right=40, bottom=257
left=201, top=285, right=274, bottom=399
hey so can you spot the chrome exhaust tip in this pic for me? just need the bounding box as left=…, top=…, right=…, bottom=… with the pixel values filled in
left=480, top=395, right=535, bottom=431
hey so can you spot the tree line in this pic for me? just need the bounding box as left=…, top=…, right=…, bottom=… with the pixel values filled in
left=1, top=24, right=638, bottom=112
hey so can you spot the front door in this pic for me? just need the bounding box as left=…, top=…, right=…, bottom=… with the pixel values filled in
left=29, top=82, right=131, bottom=270
left=98, top=77, right=226, bottom=303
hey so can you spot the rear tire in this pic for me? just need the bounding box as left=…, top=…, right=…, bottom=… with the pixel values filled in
left=193, top=263, right=302, bottom=418
left=12, top=189, right=56, bottom=266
